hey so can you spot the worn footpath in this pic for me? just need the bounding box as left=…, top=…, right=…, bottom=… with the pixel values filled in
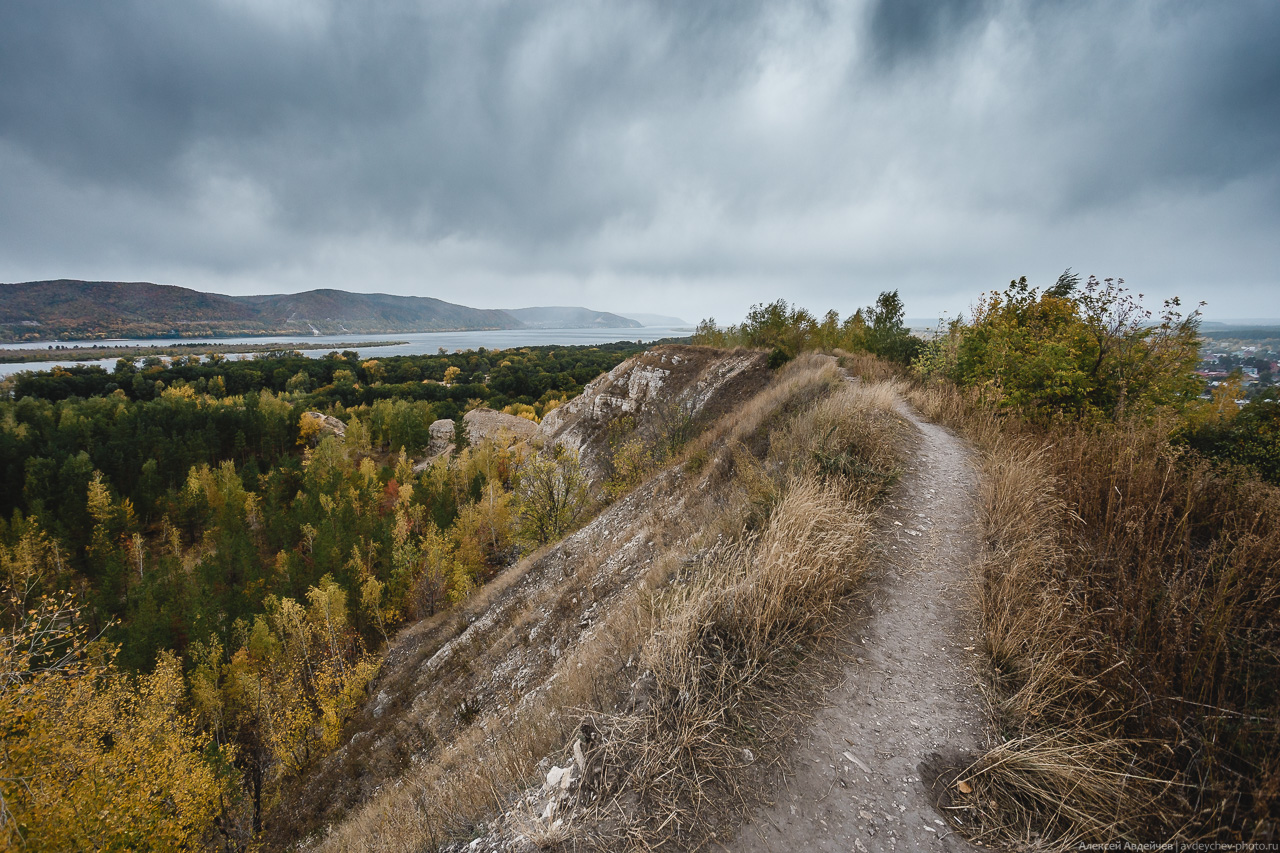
left=727, top=395, right=989, bottom=853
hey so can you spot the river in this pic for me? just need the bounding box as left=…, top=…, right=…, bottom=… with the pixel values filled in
left=0, top=326, right=693, bottom=379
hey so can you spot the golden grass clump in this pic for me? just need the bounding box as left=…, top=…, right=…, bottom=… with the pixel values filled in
left=915, top=379, right=1280, bottom=847
left=717, top=352, right=846, bottom=448
left=833, top=348, right=901, bottom=383
left=769, top=379, right=908, bottom=501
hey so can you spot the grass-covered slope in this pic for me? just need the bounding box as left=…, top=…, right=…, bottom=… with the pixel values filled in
left=910, top=382, right=1280, bottom=847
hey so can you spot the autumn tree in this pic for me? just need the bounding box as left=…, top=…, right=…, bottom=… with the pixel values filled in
left=863, top=289, right=919, bottom=363
left=1, top=595, right=227, bottom=851
left=514, top=446, right=591, bottom=547
left=192, top=576, right=379, bottom=834
left=691, top=293, right=915, bottom=361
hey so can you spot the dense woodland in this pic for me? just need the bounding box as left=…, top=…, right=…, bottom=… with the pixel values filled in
left=0, top=342, right=642, bottom=848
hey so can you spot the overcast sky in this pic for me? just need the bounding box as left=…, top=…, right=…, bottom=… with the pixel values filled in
left=1, top=0, right=1276, bottom=322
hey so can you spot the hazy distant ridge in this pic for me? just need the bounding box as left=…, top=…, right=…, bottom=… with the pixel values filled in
left=505, top=306, right=641, bottom=329
left=234, top=289, right=515, bottom=333
left=622, top=312, right=689, bottom=327
left=0, top=280, right=645, bottom=341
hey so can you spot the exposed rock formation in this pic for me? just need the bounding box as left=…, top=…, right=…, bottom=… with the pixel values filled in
left=423, top=408, right=541, bottom=459
left=300, top=410, right=347, bottom=439
left=463, top=408, right=539, bottom=444
left=535, top=345, right=771, bottom=483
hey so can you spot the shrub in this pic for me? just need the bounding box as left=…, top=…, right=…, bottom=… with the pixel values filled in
left=923, top=273, right=1202, bottom=423
left=693, top=292, right=919, bottom=363
left=513, top=447, right=591, bottom=547
left=1181, top=388, right=1280, bottom=484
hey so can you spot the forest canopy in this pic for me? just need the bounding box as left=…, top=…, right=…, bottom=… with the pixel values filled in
left=0, top=341, right=648, bottom=848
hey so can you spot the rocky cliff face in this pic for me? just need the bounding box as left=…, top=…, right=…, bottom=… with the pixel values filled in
left=535, top=345, right=770, bottom=483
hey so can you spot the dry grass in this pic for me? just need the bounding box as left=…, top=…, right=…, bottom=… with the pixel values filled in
left=711, top=352, right=846, bottom=450
left=298, top=354, right=906, bottom=853
left=833, top=348, right=901, bottom=383
left=912, top=379, right=1280, bottom=847
left=769, top=379, right=908, bottom=501
left=568, top=476, right=874, bottom=850
left=907, top=380, right=1004, bottom=449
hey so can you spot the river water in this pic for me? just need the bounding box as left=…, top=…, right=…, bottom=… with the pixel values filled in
left=0, top=326, right=693, bottom=379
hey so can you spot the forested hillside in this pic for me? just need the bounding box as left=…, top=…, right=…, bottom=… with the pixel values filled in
left=0, top=342, right=644, bottom=848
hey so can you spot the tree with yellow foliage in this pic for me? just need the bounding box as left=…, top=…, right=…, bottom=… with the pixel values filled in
left=1, top=594, right=227, bottom=851
left=514, top=446, right=591, bottom=546
left=297, top=413, right=325, bottom=447
left=918, top=272, right=1202, bottom=423
left=188, top=576, right=380, bottom=834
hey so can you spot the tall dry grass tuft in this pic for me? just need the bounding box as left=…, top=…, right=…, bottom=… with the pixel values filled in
left=715, top=352, right=846, bottom=449
left=770, top=379, right=909, bottom=502
left=688, top=356, right=903, bottom=518
left=833, top=349, right=901, bottom=383
left=907, top=380, right=1003, bottom=449
left=919, top=379, right=1280, bottom=846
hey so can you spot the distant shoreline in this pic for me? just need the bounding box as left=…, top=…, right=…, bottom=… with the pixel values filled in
left=0, top=340, right=407, bottom=365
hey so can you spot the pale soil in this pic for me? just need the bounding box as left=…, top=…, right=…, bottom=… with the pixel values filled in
left=726, top=395, right=989, bottom=853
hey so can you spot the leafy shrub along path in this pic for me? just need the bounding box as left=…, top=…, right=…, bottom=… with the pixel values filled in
left=729, top=390, right=987, bottom=853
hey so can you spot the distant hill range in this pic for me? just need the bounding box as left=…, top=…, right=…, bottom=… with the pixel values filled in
left=1200, top=320, right=1280, bottom=331
left=505, top=306, right=641, bottom=330
left=621, top=312, right=690, bottom=327
left=0, top=280, right=643, bottom=342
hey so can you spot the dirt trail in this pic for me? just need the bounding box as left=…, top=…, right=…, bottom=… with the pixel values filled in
left=727, top=394, right=988, bottom=853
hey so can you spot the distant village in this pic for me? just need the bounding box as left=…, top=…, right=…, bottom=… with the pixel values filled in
left=1196, top=330, right=1279, bottom=403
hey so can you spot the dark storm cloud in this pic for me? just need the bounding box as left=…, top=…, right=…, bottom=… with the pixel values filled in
left=1021, top=2, right=1280, bottom=210
left=0, top=1, right=767, bottom=239
left=0, top=0, right=1277, bottom=318
left=867, top=0, right=991, bottom=68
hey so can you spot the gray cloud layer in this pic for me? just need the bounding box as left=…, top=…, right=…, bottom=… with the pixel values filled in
left=1, top=0, right=1277, bottom=321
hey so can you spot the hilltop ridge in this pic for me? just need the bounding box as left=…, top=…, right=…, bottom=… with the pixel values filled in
left=0, top=280, right=645, bottom=342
